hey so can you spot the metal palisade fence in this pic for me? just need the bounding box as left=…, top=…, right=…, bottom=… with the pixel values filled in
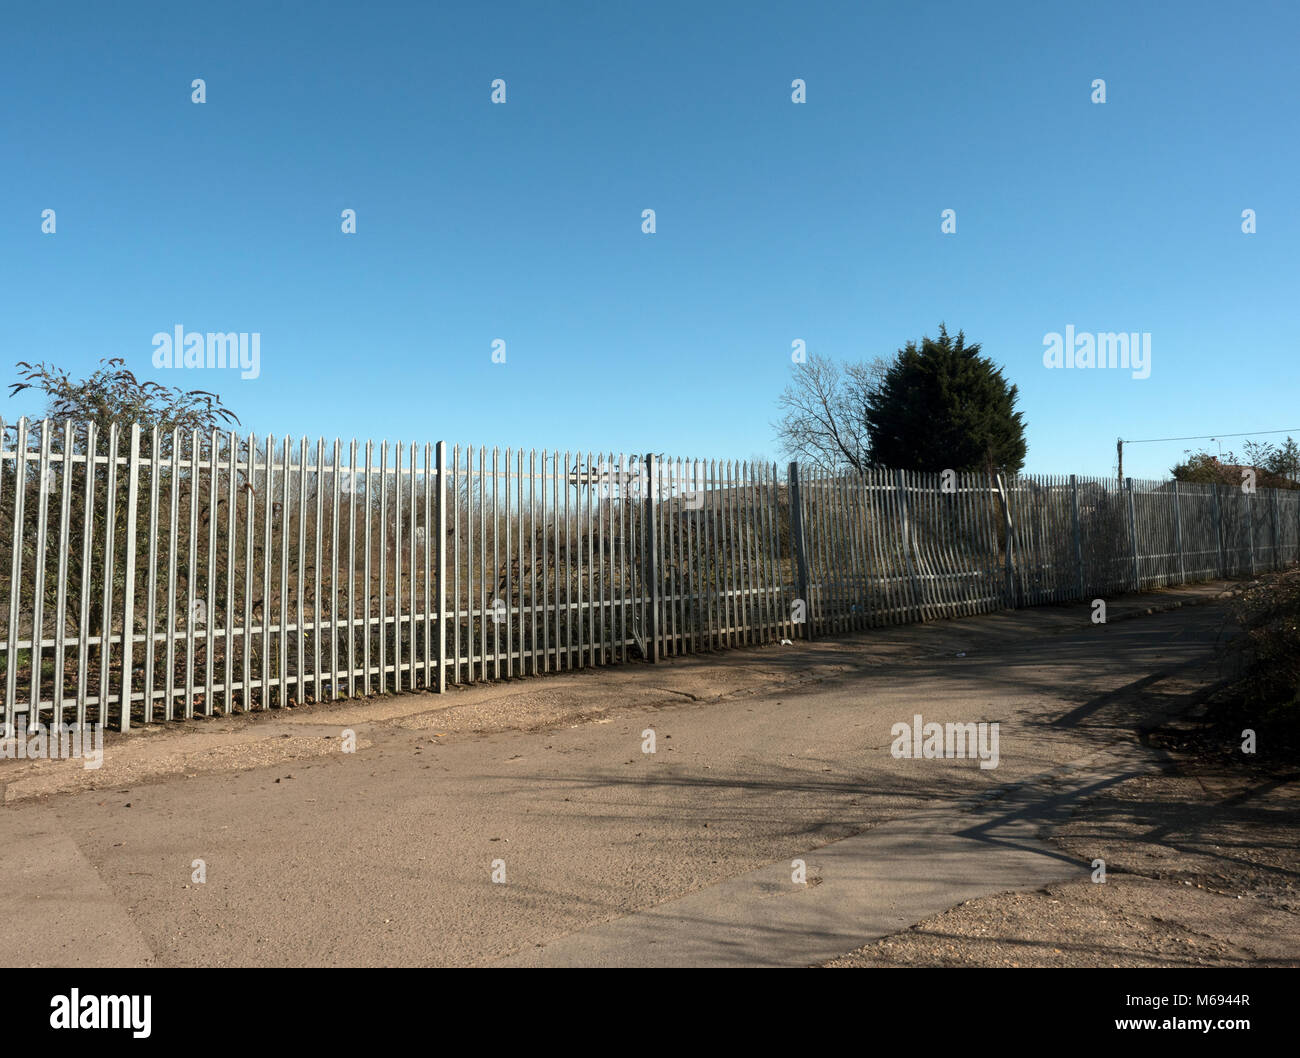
left=2, top=417, right=1298, bottom=733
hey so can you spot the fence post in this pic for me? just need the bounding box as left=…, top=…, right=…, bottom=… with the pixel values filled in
left=994, top=473, right=1015, bottom=608
left=119, top=422, right=141, bottom=731
left=1172, top=479, right=1186, bottom=585
left=1126, top=478, right=1140, bottom=592
left=1245, top=484, right=1255, bottom=576
left=1271, top=488, right=1280, bottom=570
left=4, top=417, right=27, bottom=736
left=30, top=423, right=51, bottom=729
left=896, top=469, right=922, bottom=617
left=435, top=441, right=447, bottom=692
left=1069, top=474, right=1084, bottom=600
left=787, top=461, right=812, bottom=639
left=644, top=452, right=660, bottom=661
left=1211, top=483, right=1225, bottom=576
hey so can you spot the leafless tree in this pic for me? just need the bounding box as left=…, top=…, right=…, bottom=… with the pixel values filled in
left=771, top=353, right=889, bottom=473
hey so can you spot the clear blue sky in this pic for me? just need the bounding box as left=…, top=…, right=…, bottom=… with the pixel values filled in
left=3, top=0, right=1296, bottom=479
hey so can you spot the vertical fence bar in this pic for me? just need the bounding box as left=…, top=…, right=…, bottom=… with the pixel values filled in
left=1125, top=478, right=1140, bottom=591
left=451, top=444, right=460, bottom=686
left=863, top=470, right=890, bottom=625
left=747, top=462, right=761, bottom=641
left=343, top=441, right=355, bottom=698
left=408, top=442, right=417, bottom=690
left=240, top=434, right=254, bottom=710
left=392, top=441, right=401, bottom=689
left=393, top=441, right=403, bottom=693
left=30, top=422, right=52, bottom=724
left=503, top=448, right=513, bottom=679
left=361, top=440, right=373, bottom=695
left=183, top=430, right=199, bottom=718
left=787, top=461, right=811, bottom=639
left=994, top=473, right=1014, bottom=608
left=764, top=462, right=781, bottom=641
left=435, top=441, right=447, bottom=692
left=543, top=449, right=552, bottom=672
left=1245, top=486, right=1255, bottom=577
left=490, top=446, right=499, bottom=681
left=422, top=442, right=432, bottom=691
left=845, top=469, right=866, bottom=628
left=477, top=446, right=486, bottom=681
left=53, top=421, right=75, bottom=729
left=1069, top=474, right=1084, bottom=601
left=584, top=452, right=594, bottom=667
left=1271, top=489, right=1281, bottom=571
left=118, top=423, right=141, bottom=730
left=520, top=448, right=528, bottom=674
left=734, top=460, right=749, bottom=641
left=662, top=457, right=675, bottom=656
left=644, top=452, right=660, bottom=662
left=750, top=462, right=768, bottom=640
left=916, top=472, right=944, bottom=621
left=710, top=460, right=722, bottom=647
left=225, top=432, right=238, bottom=712
left=735, top=460, right=748, bottom=641
left=718, top=460, right=732, bottom=645
left=563, top=451, right=573, bottom=670
left=525, top=449, right=534, bottom=674
left=683, top=458, right=696, bottom=649
left=804, top=467, right=821, bottom=634
left=552, top=451, right=561, bottom=670
left=594, top=454, right=606, bottom=665
left=529, top=451, right=540, bottom=670
left=378, top=440, right=389, bottom=694
left=314, top=438, right=325, bottom=700
left=896, top=469, right=921, bottom=620
left=294, top=437, right=307, bottom=702
left=99, top=423, right=120, bottom=724
left=0, top=418, right=19, bottom=734
left=1172, top=479, right=1186, bottom=585
left=260, top=435, right=275, bottom=709
left=204, top=430, right=218, bottom=716
left=279, top=436, right=292, bottom=708
left=615, top=453, right=625, bottom=662
left=76, top=422, right=96, bottom=730
left=167, top=428, right=182, bottom=719
left=917, top=470, right=941, bottom=619
left=1211, top=483, right=1225, bottom=577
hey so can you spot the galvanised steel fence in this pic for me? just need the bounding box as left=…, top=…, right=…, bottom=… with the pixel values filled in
left=2, top=416, right=1297, bottom=733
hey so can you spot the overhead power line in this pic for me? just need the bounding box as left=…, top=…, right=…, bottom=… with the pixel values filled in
left=1121, top=428, right=1300, bottom=445
left=1114, top=427, right=1300, bottom=483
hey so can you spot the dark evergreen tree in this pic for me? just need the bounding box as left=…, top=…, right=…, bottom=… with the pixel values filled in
left=864, top=325, right=1027, bottom=474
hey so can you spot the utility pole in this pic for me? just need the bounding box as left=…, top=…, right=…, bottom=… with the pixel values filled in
left=1116, top=437, right=1123, bottom=485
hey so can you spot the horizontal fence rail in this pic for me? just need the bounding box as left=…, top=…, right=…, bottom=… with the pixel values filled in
left=2, top=416, right=1297, bottom=732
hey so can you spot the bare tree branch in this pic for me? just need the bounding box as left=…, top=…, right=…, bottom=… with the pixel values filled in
left=771, top=352, right=888, bottom=472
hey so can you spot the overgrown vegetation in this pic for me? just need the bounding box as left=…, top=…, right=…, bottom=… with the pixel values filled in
left=9, top=357, right=239, bottom=436
left=3, top=359, right=243, bottom=657
left=1216, top=568, right=1300, bottom=757
left=1172, top=437, right=1300, bottom=491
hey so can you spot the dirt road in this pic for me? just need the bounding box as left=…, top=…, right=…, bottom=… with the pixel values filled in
left=5, top=580, right=1290, bottom=967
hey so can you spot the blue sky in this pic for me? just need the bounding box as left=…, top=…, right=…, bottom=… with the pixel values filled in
left=2, top=0, right=1297, bottom=478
